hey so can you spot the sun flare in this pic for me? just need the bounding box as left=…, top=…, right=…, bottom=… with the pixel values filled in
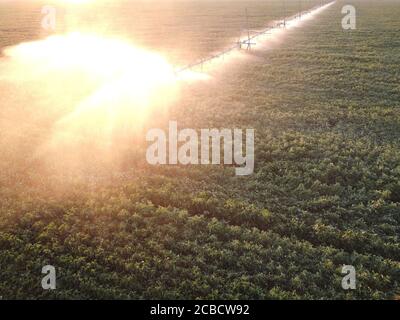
left=0, top=31, right=211, bottom=171
left=3, top=33, right=179, bottom=142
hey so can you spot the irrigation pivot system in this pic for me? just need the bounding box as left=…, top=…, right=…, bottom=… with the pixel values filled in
left=175, top=0, right=334, bottom=74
